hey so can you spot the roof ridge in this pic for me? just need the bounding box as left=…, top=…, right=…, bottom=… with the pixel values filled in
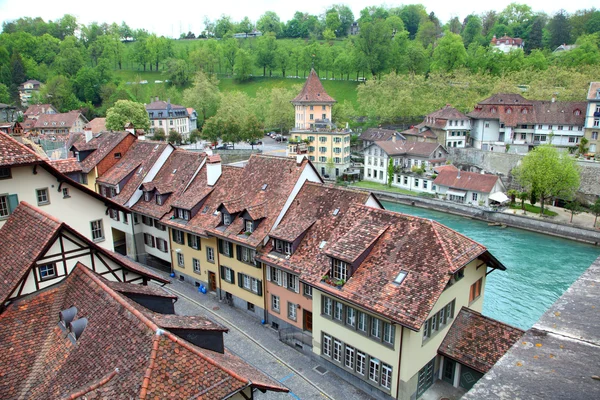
left=62, top=368, right=120, bottom=400
left=17, top=201, right=64, bottom=225
left=139, top=334, right=161, bottom=399
left=0, top=131, right=44, bottom=161
left=429, top=219, right=454, bottom=270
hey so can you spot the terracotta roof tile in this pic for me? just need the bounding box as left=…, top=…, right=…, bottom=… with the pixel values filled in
left=359, top=128, right=404, bottom=142
left=433, top=169, right=499, bottom=193
left=72, top=131, right=133, bottom=173
left=48, top=157, right=82, bottom=174
left=371, top=140, right=445, bottom=158
left=426, top=105, right=470, bottom=121
left=291, top=69, right=336, bottom=103
left=438, top=307, right=524, bottom=373
left=84, top=117, right=107, bottom=134
left=23, top=104, right=58, bottom=117
left=587, top=82, right=600, bottom=100
left=104, top=280, right=177, bottom=299
left=400, top=126, right=438, bottom=139
left=0, top=264, right=287, bottom=399
left=131, top=150, right=205, bottom=219
left=34, top=111, right=87, bottom=129
left=0, top=131, right=43, bottom=166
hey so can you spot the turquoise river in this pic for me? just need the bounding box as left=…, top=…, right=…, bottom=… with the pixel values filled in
left=382, top=201, right=600, bottom=330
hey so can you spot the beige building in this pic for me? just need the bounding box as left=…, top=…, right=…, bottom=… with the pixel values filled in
left=584, top=82, right=600, bottom=156
left=288, top=69, right=351, bottom=178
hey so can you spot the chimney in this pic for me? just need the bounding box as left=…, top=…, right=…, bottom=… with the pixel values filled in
left=84, top=126, right=93, bottom=143
left=207, top=154, right=222, bottom=186
left=457, top=169, right=461, bottom=179
left=296, top=154, right=305, bottom=165
left=124, top=123, right=134, bottom=135
left=392, top=134, right=396, bottom=143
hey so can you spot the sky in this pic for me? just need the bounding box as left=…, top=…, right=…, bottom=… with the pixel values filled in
left=0, top=0, right=597, bottom=38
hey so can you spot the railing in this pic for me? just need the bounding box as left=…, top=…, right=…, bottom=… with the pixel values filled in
left=278, top=327, right=313, bottom=348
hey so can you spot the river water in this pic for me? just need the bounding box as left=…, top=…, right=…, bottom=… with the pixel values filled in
left=382, top=201, right=600, bottom=330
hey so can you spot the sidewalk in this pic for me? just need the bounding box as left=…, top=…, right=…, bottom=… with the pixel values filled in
left=503, top=202, right=599, bottom=230
left=149, top=268, right=375, bottom=400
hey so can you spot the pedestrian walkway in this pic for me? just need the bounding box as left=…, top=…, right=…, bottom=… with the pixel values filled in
left=149, top=268, right=375, bottom=400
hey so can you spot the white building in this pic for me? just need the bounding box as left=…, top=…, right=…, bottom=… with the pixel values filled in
left=146, top=98, right=195, bottom=140
left=433, top=169, right=506, bottom=207
left=584, top=82, right=600, bottom=155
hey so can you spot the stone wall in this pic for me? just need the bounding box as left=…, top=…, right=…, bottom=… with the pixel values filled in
left=448, top=148, right=600, bottom=198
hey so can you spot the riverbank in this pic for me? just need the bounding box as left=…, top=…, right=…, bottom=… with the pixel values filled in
left=355, top=187, right=600, bottom=245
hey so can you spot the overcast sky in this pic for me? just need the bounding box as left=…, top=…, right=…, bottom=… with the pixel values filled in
left=0, top=0, right=597, bottom=38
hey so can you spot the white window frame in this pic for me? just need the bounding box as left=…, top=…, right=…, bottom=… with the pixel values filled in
left=90, top=220, right=104, bottom=242
left=36, top=188, right=49, bottom=206
left=322, top=334, right=332, bottom=357
left=332, top=259, right=348, bottom=281
left=345, top=345, right=355, bottom=369
left=177, top=253, right=185, bottom=267
left=206, top=246, right=215, bottom=263
left=288, top=302, right=297, bottom=321
left=303, top=284, right=312, bottom=297
left=193, top=258, right=201, bottom=274
left=369, top=358, right=380, bottom=383
left=39, top=263, right=56, bottom=280
left=381, top=363, right=393, bottom=389
left=323, top=296, right=332, bottom=316
left=356, top=351, right=366, bottom=375
left=271, top=294, right=280, bottom=312
left=333, top=339, right=342, bottom=362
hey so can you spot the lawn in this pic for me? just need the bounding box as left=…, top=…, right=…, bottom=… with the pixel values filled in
left=352, top=181, right=418, bottom=196
left=509, top=202, right=558, bottom=216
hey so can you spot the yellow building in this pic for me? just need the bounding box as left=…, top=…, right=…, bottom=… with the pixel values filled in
left=584, top=82, right=600, bottom=155
left=288, top=68, right=351, bottom=178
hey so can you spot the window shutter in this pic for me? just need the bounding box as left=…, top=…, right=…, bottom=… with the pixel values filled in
left=218, top=239, right=223, bottom=254
left=295, top=277, right=299, bottom=293
left=220, top=265, right=225, bottom=279
left=237, top=273, right=243, bottom=288
left=172, top=229, right=177, bottom=241
left=266, top=266, right=271, bottom=281
left=257, top=280, right=263, bottom=296
left=228, top=242, right=234, bottom=258
left=152, top=237, right=155, bottom=247
left=282, top=272, right=287, bottom=288
left=7, top=194, right=18, bottom=213
left=236, top=245, right=242, bottom=261
left=187, top=233, right=193, bottom=247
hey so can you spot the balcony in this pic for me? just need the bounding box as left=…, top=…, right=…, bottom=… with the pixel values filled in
left=287, top=142, right=308, bottom=156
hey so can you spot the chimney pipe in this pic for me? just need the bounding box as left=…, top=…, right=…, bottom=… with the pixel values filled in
left=84, top=127, right=93, bottom=143
left=207, top=154, right=222, bottom=186
left=457, top=169, right=461, bottom=179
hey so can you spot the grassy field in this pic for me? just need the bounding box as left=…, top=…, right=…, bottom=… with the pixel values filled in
left=112, top=69, right=360, bottom=106
left=352, top=181, right=418, bottom=196
left=509, top=202, right=558, bottom=216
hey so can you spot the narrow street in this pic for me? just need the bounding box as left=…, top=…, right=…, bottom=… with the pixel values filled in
left=152, top=274, right=374, bottom=400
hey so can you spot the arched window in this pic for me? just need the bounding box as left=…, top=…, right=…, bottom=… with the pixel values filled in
left=491, top=107, right=497, bottom=114
left=506, top=108, right=512, bottom=114
left=522, top=108, right=528, bottom=114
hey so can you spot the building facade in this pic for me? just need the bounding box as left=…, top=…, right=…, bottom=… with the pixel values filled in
left=146, top=98, right=195, bottom=140
left=415, top=105, right=471, bottom=148
left=585, top=82, right=600, bottom=156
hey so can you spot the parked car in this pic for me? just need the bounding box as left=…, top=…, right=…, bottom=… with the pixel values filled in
left=275, top=135, right=287, bottom=142
left=249, top=140, right=263, bottom=146
left=216, top=143, right=234, bottom=150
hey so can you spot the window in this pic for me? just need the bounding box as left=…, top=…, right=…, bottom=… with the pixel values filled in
left=319, top=136, right=327, bottom=142
left=80, top=173, right=88, bottom=185
left=288, top=302, right=297, bottom=321
left=114, top=152, right=122, bottom=159
left=0, top=167, right=11, bottom=179
left=272, top=294, right=280, bottom=312
left=38, top=263, right=56, bottom=280
left=303, top=284, right=313, bottom=297
left=333, top=147, right=341, bottom=153
left=122, top=213, right=128, bottom=224
left=144, top=191, right=152, bottom=202
left=172, top=229, right=184, bottom=245
left=243, top=274, right=251, bottom=290
left=485, top=122, right=490, bottom=128
left=188, top=234, right=200, bottom=250
left=62, top=188, right=70, bottom=198
left=286, top=273, right=298, bottom=292
left=219, top=239, right=233, bottom=257
left=381, top=363, right=393, bottom=389
left=594, top=119, right=599, bottom=127
left=371, top=318, right=381, bottom=339
left=332, top=259, right=348, bottom=281
left=319, top=156, right=327, bottom=162
left=345, top=345, right=355, bottom=369
left=569, top=137, right=576, bottom=143
left=310, top=105, right=314, bottom=110
left=369, top=358, right=380, bottom=382
left=470, top=278, right=483, bottom=302
left=36, top=188, right=49, bottom=206
left=357, top=311, right=367, bottom=332
left=356, top=351, right=366, bottom=375
left=90, top=220, right=104, bottom=242
left=323, top=296, right=332, bottom=316
left=222, top=211, right=231, bottom=226
left=333, top=339, right=342, bottom=362
left=383, top=323, right=395, bottom=345
left=423, top=299, right=456, bottom=342
left=156, top=195, right=163, bottom=205
left=275, top=239, right=292, bottom=255
left=245, top=219, right=254, bottom=233
left=175, top=208, right=190, bottom=220
left=472, top=192, right=478, bottom=201
left=322, top=334, right=332, bottom=357
left=269, top=267, right=282, bottom=285
left=310, top=114, right=314, bottom=120
left=403, top=176, right=408, bottom=185
left=144, top=233, right=155, bottom=247
left=206, top=246, right=215, bottom=262
left=177, top=253, right=185, bottom=267
left=319, top=146, right=327, bottom=153
left=558, top=126, right=563, bottom=130
left=222, top=266, right=234, bottom=283
left=334, top=301, right=343, bottom=321
left=156, top=238, right=168, bottom=252
left=592, top=132, right=598, bottom=140
left=142, top=215, right=153, bottom=226
left=346, top=307, right=356, bottom=327
left=238, top=246, right=256, bottom=265
left=423, top=180, right=428, bottom=190
left=414, top=178, right=419, bottom=187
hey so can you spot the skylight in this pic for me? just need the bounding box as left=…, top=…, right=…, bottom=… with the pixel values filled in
left=172, top=169, right=177, bottom=174
left=261, top=184, right=268, bottom=190
left=394, top=271, right=408, bottom=285
left=202, top=206, right=209, bottom=214
left=332, top=208, right=340, bottom=216
left=319, top=240, right=327, bottom=249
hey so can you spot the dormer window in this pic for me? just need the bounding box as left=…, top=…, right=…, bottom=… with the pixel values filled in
left=144, top=191, right=151, bottom=202
left=522, top=108, right=528, bottom=114
left=245, top=219, right=254, bottom=233
left=175, top=208, right=190, bottom=220
left=274, top=239, right=292, bottom=255
left=506, top=108, right=512, bottom=114
left=156, top=195, right=163, bottom=205
left=222, top=211, right=231, bottom=226
left=332, top=259, right=348, bottom=282
left=574, top=109, right=581, bottom=116
left=491, top=107, right=497, bottom=114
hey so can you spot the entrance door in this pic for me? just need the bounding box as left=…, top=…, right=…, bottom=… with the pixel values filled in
left=417, top=358, right=435, bottom=398
left=442, top=358, right=455, bottom=385
left=208, top=272, right=217, bottom=292
left=303, top=310, right=313, bottom=332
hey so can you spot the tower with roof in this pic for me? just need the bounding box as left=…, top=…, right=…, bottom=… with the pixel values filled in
left=288, top=69, right=351, bottom=179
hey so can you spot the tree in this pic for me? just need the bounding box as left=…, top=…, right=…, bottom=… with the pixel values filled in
left=565, top=200, right=582, bottom=223
left=431, top=33, right=468, bottom=72
left=387, top=158, right=394, bottom=187
left=257, top=11, right=282, bottom=36
left=525, top=16, right=545, bottom=53
left=519, top=191, right=528, bottom=210
left=237, top=17, right=253, bottom=35
left=152, top=130, right=166, bottom=141
left=0, top=83, right=10, bottom=104
left=189, top=129, right=202, bottom=144
left=255, top=33, right=277, bottom=76
left=234, top=48, right=253, bottom=81
left=40, top=75, right=80, bottom=112
left=513, top=145, right=580, bottom=216
left=105, top=100, right=150, bottom=132
left=548, top=10, right=572, bottom=49
left=397, top=4, right=427, bottom=39
left=356, top=20, right=392, bottom=76
left=168, top=129, right=183, bottom=145
left=462, top=15, right=484, bottom=47
left=201, top=92, right=254, bottom=146
left=214, top=15, right=234, bottom=38
left=165, top=59, right=191, bottom=86
left=257, top=87, right=296, bottom=134
left=578, top=137, right=589, bottom=155
left=54, top=36, right=85, bottom=77
left=326, top=5, right=354, bottom=37
left=591, top=198, right=600, bottom=228
left=183, top=71, right=220, bottom=127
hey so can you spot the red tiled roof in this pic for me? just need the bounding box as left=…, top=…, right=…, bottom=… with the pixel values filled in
left=433, top=164, right=459, bottom=173
left=0, top=131, right=43, bottom=167
left=146, top=100, right=187, bottom=110
left=34, top=111, right=87, bottom=129
left=84, top=117, right=107, bottom=134
left=438, top=307, right=524, bottom=373
left=359, top=128, right=403, bottom=142
left=0, top=202, right=61, bottom=303
left=0, top=264, right=286, bottom=398
left=373, top=140, right=445, bottom=158
left=104, top=280, right=177, bottom=299
left=587, top=82, right=600, bottom=100
left=48, top=157, right=82, bottom=174
left=426, top=105, right=470, bottom=121
left=131, top=150, right=205, bottom=219
left=72, top=131, right=133, bottom=173
left=23, top=104, right=57, bottom=117
left=433, top=169, right=499, bottom=193
left=98, top=141, right=171, bottom=204
left=400, top=126, right=438, bottom=139
left=291, top=69, right=336, bottom=104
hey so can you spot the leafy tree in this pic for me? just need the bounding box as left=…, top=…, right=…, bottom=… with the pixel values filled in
left=165, top=59, right=191, bottom=86
left=255, top=33, right=277, bottom=76
left=530, top=189, right=538, bottom=206
left=215, top=15, right=234, bottom=38
left=189, top=129, right=202, bottom=144
left=481, top=11, right=498, bottom=36
left=182, top=71, right=220, bottom=127
left=513, top=144, right=580, bottom=216
left=256, top=87, right=296, bottom=133
left=585, top=11, right=600, bottom=34
left=9, top=51, right=26, bottom=99
left=431, top=33, right=467, bottom=72
left=54, top=36, right=85, bottom=77
left=257, top=11, right=282, bottom=36
left=325, top=11, right=341, bottom=36
left=105, top=100, right=150, bottom=132
left=591, top=198, right=600, bottom=228
left=152, top=130, right=166, bottom=141
left=565, top=200, right=582, bottom=222
left=221, top=38, right=238, bottom=74
left=202, top=92, right=254, bottom=145
left=578, top=137, right=589, bottom=155
left=387, top=158, right=394, bottom=187
left=0, top=83, right=10, bottom=104
left=462, top=15, right=484, bottom=47
left=326, top=5, right=354, bottom=37
left=525, top=16, right=545, bottom=53
left=548, top=10, right=572, bottom=49
left=323, top=28, right=336, bottom=41
left=237, top=17, right=253, bottom=35
left=234, top=48, right=253, bottom=81
left=396, top=4, right=427, bottom=39
left=356, top=20, right=392, bottom=76
left=519, top=191, right=528, bottom=210
left=73, top=67, right=102, bottom=104
left=168, top=129, right=183, bottom=145
left=40, top=75, right=80, bottom=112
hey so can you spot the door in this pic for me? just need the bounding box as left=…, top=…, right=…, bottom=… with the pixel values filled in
left=303, top=310, right=313, bottom=332
left=208, top=272, right=216, bottom=292
left=442, top=358, right=455, bottom=385
left=417, top=358, right=435, bottom=398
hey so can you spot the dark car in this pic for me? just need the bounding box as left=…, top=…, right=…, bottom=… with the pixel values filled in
left=275, top=135, right=287, bottom=142
left=249, top=140, right=263, bottom=145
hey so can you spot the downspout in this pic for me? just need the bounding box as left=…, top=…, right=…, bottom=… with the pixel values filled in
left=130, top=212, right=139, bottom=262
left=216, top=240, right=223, bottom=300
left=395, top=326, right=404, bottom=399
left=262, top=259, right=268, bottom=324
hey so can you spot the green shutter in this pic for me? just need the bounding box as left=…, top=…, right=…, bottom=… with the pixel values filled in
left=228, top=242, right=234, bottom=258
left=230, top=270, right=235, bottom=285
left=218, top=239, right=223, bottom=254
left=236, top=245, right=242, bottom=261
left=187, top=233, right=193, bottom=248
left=257, top=280, right=263, bottom=297
left=220, top=265, right=225, bottom=279
left=7, top=194, right=19, bottom=213
left=238, top=272, right=243, bottom=288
